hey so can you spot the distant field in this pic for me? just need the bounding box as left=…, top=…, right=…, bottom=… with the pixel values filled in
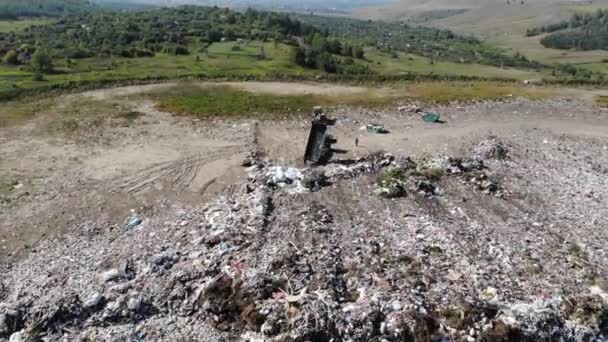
left=579, top=63, right=608, bottom=74
left=0, top=42, right=308, bottom=98
left=364, top=48, right=547, bottom=81
left=0, top=19, right=54, bottom=33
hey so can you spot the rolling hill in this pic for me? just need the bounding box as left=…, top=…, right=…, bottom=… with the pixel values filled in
left=354, top=0, right=608, bottom=64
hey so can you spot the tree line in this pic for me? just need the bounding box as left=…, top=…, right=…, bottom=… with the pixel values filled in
left=0, top=6, right=316, bottom=60
left=293, top=32, right=371, bottom=75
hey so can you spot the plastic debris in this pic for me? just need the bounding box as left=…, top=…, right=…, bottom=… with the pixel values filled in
left=364, top=124, right=389, bottom=134
left=126, top=211, right=142, bottom=229
left=422, top=112, right=441, bottom=122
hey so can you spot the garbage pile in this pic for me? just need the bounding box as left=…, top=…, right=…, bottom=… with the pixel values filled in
left=249, top=152, right=395, bottom=194
left=374, top=155, right=506, bottom=199
left=0, top=140, right=607, bottom=341
left=473, top=137, right=510, bottom=161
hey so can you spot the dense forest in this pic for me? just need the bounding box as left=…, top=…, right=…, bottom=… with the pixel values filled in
left=295, top=14, right=543, bottom=69
left=527, top=9, right=608, bottom=50
left=0, top=0, right=95, bottom=19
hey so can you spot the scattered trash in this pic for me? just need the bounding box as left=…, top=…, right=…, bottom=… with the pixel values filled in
left=9, top=331, right=29, bottom=342
left=0, top=135, right=605, bottom=341
left=126, top=211, right=142, bottom=229
left=241, top=151, right=258, bottom=167
left=83, top=293, right=105, bottom=309
left=265, top=166, right=303, bottom=187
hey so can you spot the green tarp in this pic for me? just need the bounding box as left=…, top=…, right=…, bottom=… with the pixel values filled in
left=422, top=112, right=441, bottom=122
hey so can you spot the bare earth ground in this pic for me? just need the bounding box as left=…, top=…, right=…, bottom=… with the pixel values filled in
left=0, top=82, right=608, bottom=340
left=0, top=82, right=374, bottom=258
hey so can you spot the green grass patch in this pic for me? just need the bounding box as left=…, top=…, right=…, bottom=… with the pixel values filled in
left=0, top=98, right=53, bottom=127
left=207, top=41, right=263, bottom=57
left=596, top=95, right=608, bottom=107
left=0, top=177, right=20, bottom=207
left=404, top=82, right=549, bottom=104
left=579, top=63, right=608, bottom=74
left=0, top=178, right=19, bottom=194
left=377, top=167, right=411, bottom=184
left=144, top=83, right=400, bottom=119
left=148, top=85, right=317, bottom=119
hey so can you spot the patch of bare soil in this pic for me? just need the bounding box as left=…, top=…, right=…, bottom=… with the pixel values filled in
left=1, top=82, right=608, bottom=341
left=0, top=96, right=250, bottom=259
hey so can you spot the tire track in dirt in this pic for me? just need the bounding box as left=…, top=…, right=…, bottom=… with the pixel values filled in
left=113, top=146, right=244, bottom=195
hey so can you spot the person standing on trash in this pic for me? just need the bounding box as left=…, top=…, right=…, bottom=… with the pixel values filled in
left=355, top=137, right=359, bottom=147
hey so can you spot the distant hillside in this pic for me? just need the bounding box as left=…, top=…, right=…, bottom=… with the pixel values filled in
left=529, top=10, right=608, bottom=50
left=0, top=0, right=95, bottom=19
left=354, top=0, right=608, bottom=63
left=295, top=14, right=543, bottom=69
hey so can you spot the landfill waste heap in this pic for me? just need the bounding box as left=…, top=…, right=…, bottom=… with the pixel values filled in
left=0, top=137, right=607, bottom=341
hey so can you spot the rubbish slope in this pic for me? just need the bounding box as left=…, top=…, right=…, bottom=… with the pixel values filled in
left=1, top=134, right=607, bottom=341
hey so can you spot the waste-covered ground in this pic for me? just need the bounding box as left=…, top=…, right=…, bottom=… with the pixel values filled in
left=1, top=83, right=608, bottom=341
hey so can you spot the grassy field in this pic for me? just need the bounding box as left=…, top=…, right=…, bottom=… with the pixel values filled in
left=0, top=38, right=559, bottom=101
left=140, top=81, right=552, bottom=120
left=0, top=42, right=308, bottom=98
left=579, top=63, right=608, bottom=74
left=0, top=19, right=54, bottom=33
left=207, top=41, right=265, bottom=56
left=364, top=48, right=546, bottom=81
left=143, top=83, right=396, bottom=119
left=148, top=85, right=318, bottom=119
left=0, top=79, right=556, bottom=129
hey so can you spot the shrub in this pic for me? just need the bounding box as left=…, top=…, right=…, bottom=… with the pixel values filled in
left=33, top=72, right=44, bottom=81
left=31, top=47, right=53, bottom=73
left=2, top=50, right=19, bottom=65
